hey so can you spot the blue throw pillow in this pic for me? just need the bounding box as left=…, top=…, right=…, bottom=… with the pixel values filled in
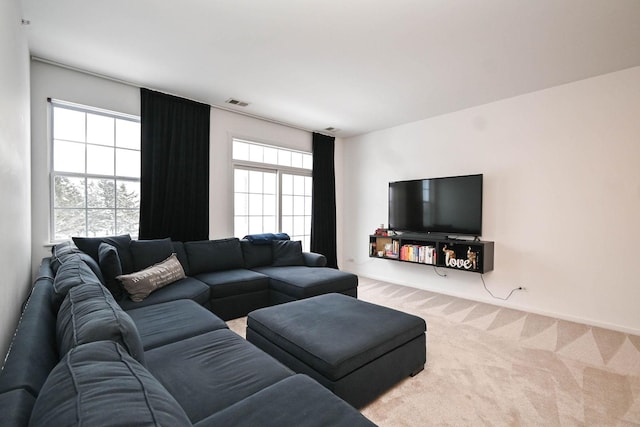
left=130, top=238, right=174, bottom=271
left=272, top=240, right=304, bottom=266
left=72, top=234, right=134, bottom=274
left=98, top=242, right=124, bottom=300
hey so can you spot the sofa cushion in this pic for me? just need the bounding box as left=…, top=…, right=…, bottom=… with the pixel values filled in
left=98, top=242, right=124, bottom=299
left=130, top=238, right=174, bottom=271
left=0, top=278, right=58, bottom=398
left=57, top=281, right=145, bottom=364
left=271, top=240, right=305, bottom=266
left=195, top=269, right=270, bottom=298
left=0, top=389, right=35, bottom=427
left=51, top=257, right=104, bottom=311
left=117, top=254, right=186, bottom=302
left=126, top=300, right=228, bottom=350
left=118, top=276, right=210, bottom=310
left=194, top=375, right=376, bottom=427
left=145, top=329, right=293, bottom=423
left=29, top=341, right=191, bottom=427
left=72, top=234, right=134, bottom=273
left=241, top=239, right=272, bottom=268
left=185, top=238, right=244, bottom=274
left=253, top=266, right=358, bottom=299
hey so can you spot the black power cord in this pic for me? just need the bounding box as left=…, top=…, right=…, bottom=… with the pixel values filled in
left=481, top=274, right=523, bottom=300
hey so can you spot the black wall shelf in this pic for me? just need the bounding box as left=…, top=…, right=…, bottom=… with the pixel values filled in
left=369, top=233, right=494, bottom=274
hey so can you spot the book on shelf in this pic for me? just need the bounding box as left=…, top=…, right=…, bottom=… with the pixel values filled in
left=400, top=244, right=436, bottom=264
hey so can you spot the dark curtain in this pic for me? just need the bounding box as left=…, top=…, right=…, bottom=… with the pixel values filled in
left=311, top=133, right=338, bottom=268
left=139, top=88, right=210, bottom=242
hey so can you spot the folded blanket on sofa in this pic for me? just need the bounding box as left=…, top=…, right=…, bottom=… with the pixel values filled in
left=243, top=233, right=290, bottom=245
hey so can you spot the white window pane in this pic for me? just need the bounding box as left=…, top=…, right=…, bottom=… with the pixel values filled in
left=301, top=236, right=309, bottom=252
left=248, top=194, right=263, bottom=215
left=233, top=140, right=249, bottom=161
left=116, top=180, right=140, bottom=209
left=235, top=216, right=249, bottom=238
left=293, top=216, right=305, bottom=235
left=54, top=107, right=85, bottom=142
left=281, top=216, right=293, bottom=235
left=87, top=114, right=114, bottom=146
left=249, top=171, right=263, bottom=193
left=116, top=209, right=139, bottom=238
left=116, top=149, right=140, bottom=178
left=293, top=175, right=305, bottom=195
left=293, top=196, right=305, bottom=215
left=305, top=176, right=312, bottom=196
left=249, top=144, right=264, bottom=163
left=281, top=174, right=293, bottom=195
left=264, top=173, right=277, bottom=194
left=248, top=216, right=263, bottom=234
left=235, top=169, right=249, bottom=192
left=304, top=216, right=312, bottom=235
left=291, top=152, right=303, bottom=168
left=304, top=196, right=312, bottom=215
left=282, top=195, right=293, bottom=215
left=87, top=145, right=114, bottom=175
left=264, top=147, right=278, bottom=165
left=235, top=193, right=248, bottom=215
left=278, top=149, right=291, bottom=167
left=263, top=216, right=276, bottom=232
left=303, top=154, right=313, bottom=170
left=116, top=119, right=140, bottom=149
left=54, top=209, right=86, bottom=240
left=87, top=179, right=115, bottom=208
left=54, top=140, right=85, bottom=173
left=87, top=209, right=115, bottom=236
left=263, top=194, right=276, bottom=215
left=54, top=176, right=85, bottom=208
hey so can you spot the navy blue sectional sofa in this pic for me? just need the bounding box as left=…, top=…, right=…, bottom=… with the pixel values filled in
left=0, top=235, right=371, bottom=426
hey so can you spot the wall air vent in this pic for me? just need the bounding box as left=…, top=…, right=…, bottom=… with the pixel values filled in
left=225, top=98, right=249, bottom=107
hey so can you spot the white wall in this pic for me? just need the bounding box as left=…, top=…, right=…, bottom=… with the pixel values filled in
left=341, top=66, right=640, bottom=334
left=30, top=62, right=312, bottom=268
left=0, top=0, right=32, bottom=356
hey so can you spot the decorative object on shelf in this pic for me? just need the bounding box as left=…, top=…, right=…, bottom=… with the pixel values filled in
left=442, top=245, right=456, bottom=264
left=467, top=247, right=477, bottom=270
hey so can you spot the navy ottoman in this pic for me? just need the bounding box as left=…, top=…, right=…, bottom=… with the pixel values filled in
left=246, top=293, right=426, bottom=408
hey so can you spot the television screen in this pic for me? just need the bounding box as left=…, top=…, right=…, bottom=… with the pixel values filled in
left=388, top=174, right=483, bottom=236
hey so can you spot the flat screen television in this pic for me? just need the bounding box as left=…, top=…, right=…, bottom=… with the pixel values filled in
left=388, top=174, right=483, bottom=236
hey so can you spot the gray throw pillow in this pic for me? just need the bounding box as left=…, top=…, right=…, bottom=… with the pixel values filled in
left=117, top=254, right=186, bottom=302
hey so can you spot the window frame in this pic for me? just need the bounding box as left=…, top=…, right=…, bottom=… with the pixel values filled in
left=49, top=99, right=141, bottom=242
left=232, top=138, right=312, bottom=249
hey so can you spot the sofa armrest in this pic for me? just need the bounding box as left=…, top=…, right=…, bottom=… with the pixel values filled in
left=303, top=252, right=327, bottom=267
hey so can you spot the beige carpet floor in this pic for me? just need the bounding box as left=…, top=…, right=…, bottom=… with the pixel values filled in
left=227, top=277, right=640, bottom=426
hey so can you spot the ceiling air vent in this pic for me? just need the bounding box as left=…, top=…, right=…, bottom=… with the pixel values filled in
left=324, top=127, right=340, bottom=133
left=225, top=98, right=249, bottom=107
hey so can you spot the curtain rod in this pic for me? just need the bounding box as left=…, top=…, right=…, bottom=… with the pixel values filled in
left=31, top=56, right=335, bottom=138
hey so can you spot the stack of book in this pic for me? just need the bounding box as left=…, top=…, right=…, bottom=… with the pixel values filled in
left=400, top=244, right=436, bottom=264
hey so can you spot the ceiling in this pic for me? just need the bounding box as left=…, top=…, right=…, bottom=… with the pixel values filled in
left=20, top=0, right=640, bottom=138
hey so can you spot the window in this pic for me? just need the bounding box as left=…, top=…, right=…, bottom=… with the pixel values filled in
left=233, top=139, right=312, bottom=250
left=50, top=100, right=141, bottom=241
